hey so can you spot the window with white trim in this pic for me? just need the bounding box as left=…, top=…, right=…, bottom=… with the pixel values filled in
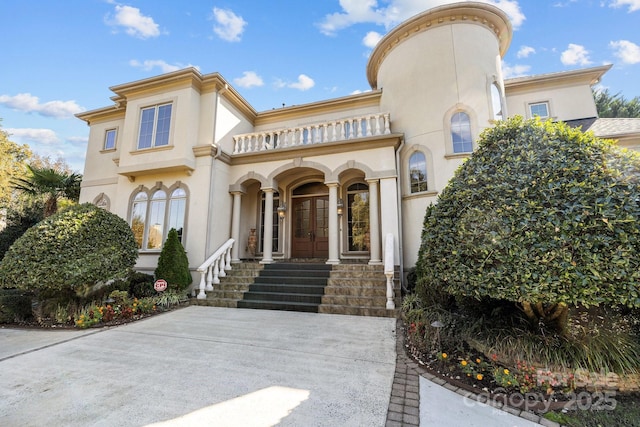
left=130, top=184, right=187, bottom=250
left=529, top=102, right=549, bottom=119
left=409, top=152, right=428, bottom=193
left=490, top=83, right=503, bottom=121
left=104, top=129, right=116, bottom=150
left=451, top=112, right=473, bottom=153
left=138, top=103, right=172, bottom=149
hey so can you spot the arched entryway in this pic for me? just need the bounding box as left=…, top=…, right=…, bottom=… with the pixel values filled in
left=291, top=182, right=329, bottom=258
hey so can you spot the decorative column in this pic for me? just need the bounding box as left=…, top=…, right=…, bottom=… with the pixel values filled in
left=230, top=191, right=243, bottom=263
left=367, top=179, right=382, bottom=265
left=261, top=187, right=274, bottom=264
left=327, top=182, right=340, bottom=265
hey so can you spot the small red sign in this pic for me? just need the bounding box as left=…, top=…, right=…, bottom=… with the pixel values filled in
left=154, top=279, right=168, bottom=292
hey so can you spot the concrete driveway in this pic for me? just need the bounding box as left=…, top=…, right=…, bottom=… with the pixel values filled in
left=0, top=306, right=396, bottom=427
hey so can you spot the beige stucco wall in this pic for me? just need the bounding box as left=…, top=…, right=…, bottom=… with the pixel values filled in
left=506, top=84, right=598, bottom=122
left=374, top=21, right=504, bottom=268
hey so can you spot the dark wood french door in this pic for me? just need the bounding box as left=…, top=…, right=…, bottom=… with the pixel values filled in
left=291, top=196, right=329, bottom=258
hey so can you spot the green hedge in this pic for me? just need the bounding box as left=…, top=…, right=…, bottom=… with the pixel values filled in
left=0, top=288, right=33, bottom=323
left=416, top=117, right=640, bottom=313
left=0, top=203, right=138, bottom=296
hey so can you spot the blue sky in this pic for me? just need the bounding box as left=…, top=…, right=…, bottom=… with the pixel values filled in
left=2, top=0, right=639, bottom=173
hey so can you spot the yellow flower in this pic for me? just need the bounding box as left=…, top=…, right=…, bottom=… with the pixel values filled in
left=504, top=369, right=510, bottom=375
left=461, top=360, right=468, bottom=366
left=442, top=353, right=448, bottom=359
left=476, top=358, right=481, bottom=364
left=476, top=374, right=484, bottom=381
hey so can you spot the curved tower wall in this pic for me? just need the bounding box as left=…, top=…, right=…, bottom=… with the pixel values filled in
left=367, top=3, right=512, bottom=267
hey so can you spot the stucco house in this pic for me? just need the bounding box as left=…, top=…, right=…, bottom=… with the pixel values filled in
left=76, top=2, right=640, bottom=312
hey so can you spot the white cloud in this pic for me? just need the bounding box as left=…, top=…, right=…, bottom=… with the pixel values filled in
left=211, top=8, right=247, bottom=42
left=517, top=45, right=536, bottom=58
left=288, top=75, right=315, bottom=91
left=610, top=40, right=640, bottom=64
left=317, top=0, right=525, bottom=36
left=129, top=59, right=198, bottom=73
left=363, top=31, right=383, bottom=49
left=6, top=128, right=60, bottom=145
left=609, top=0, right=640, bottom=12
left=0, top=93, right=84, bottom=119
left=233, top=71, right=264, bottom=88
left=106, top=5, right=161, bottom=39
left=501, top=62, right=531, bottom=78
left=561, top=43, right=592, bottom=66
left=553, top=0, right=578, bottom=6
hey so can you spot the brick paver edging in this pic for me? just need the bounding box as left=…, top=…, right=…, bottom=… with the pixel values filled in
left=385, top=318, right=562, bottom=427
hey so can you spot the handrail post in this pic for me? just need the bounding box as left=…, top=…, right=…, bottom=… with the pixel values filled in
left=197, top=271, right=207, bottom=299
left=384, top=233, right=395, bottom=310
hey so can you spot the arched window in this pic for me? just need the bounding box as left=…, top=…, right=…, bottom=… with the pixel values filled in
left=168, top=188, right=187, bottom=242
left=131, top=192, right=148, bottom=249
left=129, top=184, right=188, bottom=251
left=451, top=112, right=473, bottom=153
left=147, top=190, right=166, bottom=250
left=409, top=152, right=428, bottom=193
left=491, top=83, right=503, bottom=121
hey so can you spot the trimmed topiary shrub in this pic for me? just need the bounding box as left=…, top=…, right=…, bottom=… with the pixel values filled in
left=128, top=271, right=156, bottom=298
left=416, top=116, right=640, bottom=333
left=0, top=203, right=138, bottom=297
left=154, top=228, right=192, bottom=292
left=0, top=200, right=44, bottom=261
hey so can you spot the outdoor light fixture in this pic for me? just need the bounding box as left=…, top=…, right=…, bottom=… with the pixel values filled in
left=277, top=203, right=287, bottom=220
left=337, top=199, right=344, bottom=216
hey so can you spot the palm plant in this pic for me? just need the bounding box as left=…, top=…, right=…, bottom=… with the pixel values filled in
left=11, top=165, right=82, bottom=217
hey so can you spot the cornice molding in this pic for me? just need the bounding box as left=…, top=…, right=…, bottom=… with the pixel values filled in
left=78, top=68, right=257, bottom=125
left=367, top=2, right=512, bottom=89
left=504, top=64, right=613, bottom=93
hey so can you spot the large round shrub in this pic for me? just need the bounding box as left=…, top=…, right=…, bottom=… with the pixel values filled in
left=0, top=203, right=138, bottom=295
left=416, top=116, right=640, bottom=330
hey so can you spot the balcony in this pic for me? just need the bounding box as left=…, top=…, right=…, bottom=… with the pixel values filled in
left=232, top=113, right=391, bottom=154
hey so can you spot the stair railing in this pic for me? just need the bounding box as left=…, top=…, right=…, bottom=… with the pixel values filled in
left=384, top=233, right=396, bottom=310
left=195, top=238, right=235, bottom=299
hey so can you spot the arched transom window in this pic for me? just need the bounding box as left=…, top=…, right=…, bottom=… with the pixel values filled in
left=130, top=185, right=188, bottom=250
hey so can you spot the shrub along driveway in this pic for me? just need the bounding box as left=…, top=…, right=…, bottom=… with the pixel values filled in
left=0, top=306, right=396, bottom=426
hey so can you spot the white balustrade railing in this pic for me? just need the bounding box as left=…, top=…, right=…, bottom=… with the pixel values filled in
left=195, top=238, right=234, bottom=299
left=233, top=112, right=391, bottom=154
left=384, top=233, right=396, bottom=310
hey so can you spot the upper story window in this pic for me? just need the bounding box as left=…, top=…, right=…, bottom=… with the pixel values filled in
left=409, top=152, right=428, bottom=193
left=490, top=83, right=503, bottom=121
left=451, top=112, right=473, bottom=153
left=104, top=129, right=116, bottom=150
left=138, top=103, right=172, bottom=149
left=529, top=102, right=549, bottom=119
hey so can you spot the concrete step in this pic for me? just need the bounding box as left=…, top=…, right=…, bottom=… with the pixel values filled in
left=248, top=283, right=326, bottom=294
left=237, top=300, right=319, bottom=313
left=241, top=291, right=323, bottom=304
left=318, top=304, right=397, bottom=317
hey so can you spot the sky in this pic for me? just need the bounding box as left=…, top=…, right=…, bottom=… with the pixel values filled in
left=1, top=0, right=640, bottom=173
